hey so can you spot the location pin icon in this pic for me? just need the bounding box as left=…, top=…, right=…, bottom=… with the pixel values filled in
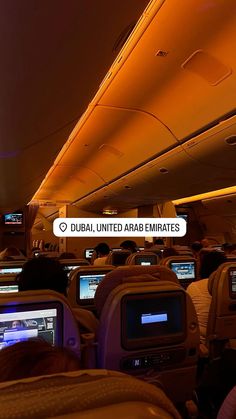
left=59, top=222, right=67, bottom=232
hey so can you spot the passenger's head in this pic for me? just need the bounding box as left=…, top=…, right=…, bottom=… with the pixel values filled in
left=200, top=251, right=227, bottom=279
left=222, top=243, right=235, bottom=255
left=0, top=339, right=80, bottom=382
left=162, top=247, right=178, bottom=258
left=191, top=242, right=202, bottom=258
left=120, top=240, right=138, bottom=253
left=154, top=239, right=164, bottom=245
left=94, top=243, right=110, bottom=257
left=201, top=238, right=210, bottom=248
left=17, top=257, right=68, bottom=296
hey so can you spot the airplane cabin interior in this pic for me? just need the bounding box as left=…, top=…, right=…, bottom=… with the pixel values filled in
left=0, top=0, right=236, bottom=418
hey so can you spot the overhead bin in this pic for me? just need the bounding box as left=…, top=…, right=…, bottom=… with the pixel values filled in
left=79, top=144, right=236, bottom=211
left=182, top=115, right=236, bottom=170
left=98, top=0, right=236, bottom=140
left=55, top=105, right=178, bottom=183
left=36, top=166, right=105, bottom=203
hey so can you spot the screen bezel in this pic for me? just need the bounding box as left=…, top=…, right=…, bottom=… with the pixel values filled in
left=121, top=291, right=186, bottom=350
left=0, top=301, right=63, bottom=347
left=169, top=260, right=196, bottom=281
left=135, top=255, right=157, bottom=265
left=229, top=267, right=236, bottom=299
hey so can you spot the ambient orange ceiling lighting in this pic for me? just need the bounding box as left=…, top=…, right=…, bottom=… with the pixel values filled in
left=30, top=0, right=165, bottom=205
left=172, top=186, right=236, bottom=205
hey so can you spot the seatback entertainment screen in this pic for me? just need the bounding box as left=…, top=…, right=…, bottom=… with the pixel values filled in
left=135, top=255, right=157, bottom=266
left=78, top=273, right=105, bottom=305
left=0, top=267, right=22, bottom=275
left=4, top=213, right=23, bottom=225
left=0, top=284, right=19, bottom=293
left=84, top=248, right=94, bottom=259
left=121, top=291, right=186, bottom=350
left=229, top=268, right=236, bottom=298
left=169, top=261, right=195, bottom=281
left=0, top=302, right=62, bottom=349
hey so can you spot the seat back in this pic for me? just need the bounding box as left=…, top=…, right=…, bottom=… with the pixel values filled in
left=126, top=251, right=160, bottom=266
left=0, top=261, right=24, bottom=277
left=97, top=278, right=199, bottom=403
left=95, top=265, right=179, bottom=316
left=0, top=290, right=80, bottom=355
left=59, top=258, right=90, bottom=279
left=173, top=246, right=193, bottom=257
left=106, top=250, right=131, bottom=266
left=217, top=385, right=236, bottom=419
left=207, top=262, right=236, bottom=357
left=0, top=369, right=181, bottom=419
left=161, top=256, right=197, bottom=288
left=68, top=266, right=115, bottom=309
left=0, top=274, right=19, bottom=294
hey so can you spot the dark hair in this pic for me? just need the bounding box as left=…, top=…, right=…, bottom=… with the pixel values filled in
left=191, top=241, right=203, bottom=252
left=17, top=257, right=68, bottom=296
left=162, top=247, right=178, bottom=258
left=120, top=240, right=138, bottom=253
left=200, top=251, right=227, bottom=279
left=94, top=243, right=110, bottom=256
left=154, top=239, right=164, bottom=245
left=0, top=339, right=80, bottom=382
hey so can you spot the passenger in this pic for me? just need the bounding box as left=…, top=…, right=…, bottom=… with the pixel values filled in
left=191, top=241, right=203, bottom=259
left=120, top=240, right=138, bottom=253
left=162, top=247, right=178, bottom=258
left=222, top=242, right=235, bottom=255
left=93, top=243, right=110, bottom=266
left=16, top=257, right=68, bottom=296
left=187, top=251, right=226, bottom=343
left=201, top=238, right=210, bottom=248
left=0, top=339, right=80, bottom=382
left=154, top=239, right=165, bottom=245
left=144, top=240, right=153, bottom=249
left=16, top=257, right=99, bottom=335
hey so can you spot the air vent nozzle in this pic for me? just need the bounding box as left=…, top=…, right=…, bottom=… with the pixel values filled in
left=225, top=135, right=236, bottom=145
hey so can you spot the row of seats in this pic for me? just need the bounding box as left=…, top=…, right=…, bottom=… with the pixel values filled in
left=1, top=258, right=234, bottom=366
left=0, top=268, right=199, bottom=405
left=0, top=261, right=236, bottom=416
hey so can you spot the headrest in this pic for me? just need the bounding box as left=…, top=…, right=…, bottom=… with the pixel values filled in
left=208, top=262, right=236, bottom=296
left=121, top=274, right=161, bottom=284
left=106, top=250, right=131, bottom=266
left=0, top=369, right=181, bottom=419
left=94, top=265, right=179, bottom=316
left=125, top=251, right=159, bottom=265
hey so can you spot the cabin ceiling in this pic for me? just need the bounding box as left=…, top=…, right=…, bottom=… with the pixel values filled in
left=32, top=0, right=236, bottom=220
left=0, top=0, right=149, bottom=212
left=2, top=0, right=236, bottom=222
